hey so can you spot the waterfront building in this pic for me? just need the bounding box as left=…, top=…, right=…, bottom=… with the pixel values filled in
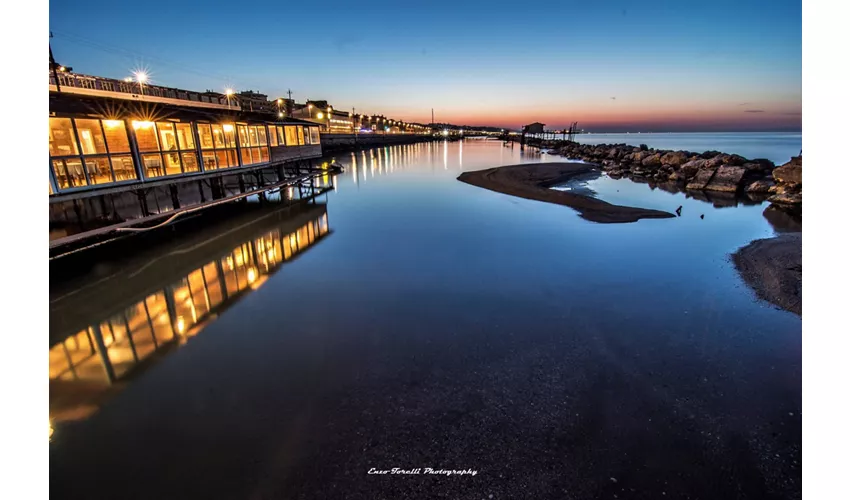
left=49, top=71, right=325, bottom=246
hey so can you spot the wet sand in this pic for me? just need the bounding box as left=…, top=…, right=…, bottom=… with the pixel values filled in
left=457, top=162, right=676, bottom=223
left=733, top=233, right=802, bottom=316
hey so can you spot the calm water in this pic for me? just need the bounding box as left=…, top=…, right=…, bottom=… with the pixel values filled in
left=572, top=132, right=801, bottom=164
left=50, top=139, right=801, bottom=499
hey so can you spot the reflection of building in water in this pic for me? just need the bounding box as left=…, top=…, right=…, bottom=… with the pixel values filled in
left=49, top=205, right=330, bottom=422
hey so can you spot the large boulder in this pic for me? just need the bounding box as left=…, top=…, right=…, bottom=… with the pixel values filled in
left=641, top=153, right=662, bottom=168
left=768, top=192, right=802, bottom=205
left=686, top=167, right=716, bottom=190
left=679, top=158, right=707, bottom=179
left=704, top=166, right=747, bottom=192
left=773, top=156, right=802, bottom=185
left=745, top=178, right=775, bottom=193
left=660, top=151, right=690, bottom=167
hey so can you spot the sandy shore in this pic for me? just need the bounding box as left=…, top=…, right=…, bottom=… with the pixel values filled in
left=457, top=162, right=675, bottom=223
left=733, top=233, right=802, bottom=315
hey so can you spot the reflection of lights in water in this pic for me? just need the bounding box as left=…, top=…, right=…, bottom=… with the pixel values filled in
left=176, top=317, right=186, bottom=334
left=158, top=314, right=168, bottom=324
left=247, top=268, right=257, bottom=283
left=49, top=420, right=54, bottom=441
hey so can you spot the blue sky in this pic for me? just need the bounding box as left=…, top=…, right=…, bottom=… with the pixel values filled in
left=49, top=0, right=801, bottom=131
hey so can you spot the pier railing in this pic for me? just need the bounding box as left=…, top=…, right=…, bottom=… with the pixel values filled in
left=49, top=72, right=239, bottom=111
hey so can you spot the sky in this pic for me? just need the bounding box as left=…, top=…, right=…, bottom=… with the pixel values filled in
left=48, top=0, right=801, bottom=132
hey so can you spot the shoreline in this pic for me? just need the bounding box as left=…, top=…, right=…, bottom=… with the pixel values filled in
left=732, top=233, right=802, bottom=316
left=457, top=162, right=676, bottom=223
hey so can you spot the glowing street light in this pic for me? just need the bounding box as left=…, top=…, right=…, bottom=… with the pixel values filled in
left=133, top=71, right=148, bottom=95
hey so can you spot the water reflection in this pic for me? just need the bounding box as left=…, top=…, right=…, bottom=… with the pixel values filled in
left=49, top=204, right=331, bottom=424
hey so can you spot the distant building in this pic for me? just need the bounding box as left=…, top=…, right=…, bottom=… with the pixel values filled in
left=237, top=90, right=273, bottom=113
left=523, top=122, right=545, bottom=134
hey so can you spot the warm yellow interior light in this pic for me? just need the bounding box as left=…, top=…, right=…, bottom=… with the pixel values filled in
left=132, top=120, right=154, bottom=130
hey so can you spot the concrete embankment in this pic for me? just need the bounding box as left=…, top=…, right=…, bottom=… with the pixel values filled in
left=320, top=133, right=437, bottom=153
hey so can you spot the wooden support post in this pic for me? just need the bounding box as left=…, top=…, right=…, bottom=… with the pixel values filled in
left=169, top=185, right=180, bottom=210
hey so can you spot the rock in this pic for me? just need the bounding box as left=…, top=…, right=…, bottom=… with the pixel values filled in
left=660, top=151, right=689, bottom=167
left=773, top=156, right=802, bottom=185
left=642, top=153, right=662, bottom=168
left=725, top=154, right=747, bottom=166
left=639, top=144, right=648, bottom=151
left=700, top=150, right=722, bottom=159
left=704, top=165, right=747, bottom=192
left=751, top=158, right=776, bottom=171
left=746, top=179, right=775, bottom=193
left=608, top=147, right=619, bottom=159
left=678, top=159, right=706, bottom=179
left=669, top=171, right=681, bottom=181
left=705, top=154, right=729, bottom=168
left=768, top=192, right=802, bottom=205
left=686, top=167, right=716, bottom=190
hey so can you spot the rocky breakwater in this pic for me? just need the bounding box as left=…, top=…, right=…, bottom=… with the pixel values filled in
left=541, top=141, right=802, bottom=210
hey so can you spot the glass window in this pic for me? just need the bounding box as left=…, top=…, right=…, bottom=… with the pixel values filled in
left=58, top=158, right=87, bottom=188
left=222, top=124, right=236, bottom=147
left=297, top=126, right=305, bottom=145
left=215, top=150, right=229, bottom=169
left=269, top=127, right=278, bottom=147
left=284, top=126, right=298, bottom=146
left=181, top=152, right=199, bottom=173
left=228, top=150, right=239, bottom=167
left=102, top=120, right=130, bottom=153
left=197, top=124, right=214, bottom=149
left=176, top=123, right=195, bottom=150
left=238, top=125, right=250, bottom=147
left=157, top=122, right=178, bottom=152
left=74, top=119, right=108, bottom=155
left=257, top=126, right=267, bottom=146
left=277, top=126, right=285, bottom=146
left=248, top=126, right=259, bottom=146
left=202, top=151, right=217, bottom=170
left=241, top=148, right=254, bottom=165
left=49, top=118, right=79, bottom=156
left=85, top=157, right=113, bottom=185
left=310, top=127, right=320, bottom=144
left=163, top=151, right=182, bottom=175
left=142, top=153, right=164, bottom=177
left=111, top=155, right=137, bottom=181
left=133, top=122, right=159, bottom=151
left=51, top=160, right=71, bottom=189
left=304, top=129, right=312, bottom=145
left=210, top=124, right=225, bottom=148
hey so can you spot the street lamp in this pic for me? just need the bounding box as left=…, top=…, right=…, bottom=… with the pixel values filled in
left=225, top=88, right=234, bottom=109
left=134, top=71, right=148, bottom=95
